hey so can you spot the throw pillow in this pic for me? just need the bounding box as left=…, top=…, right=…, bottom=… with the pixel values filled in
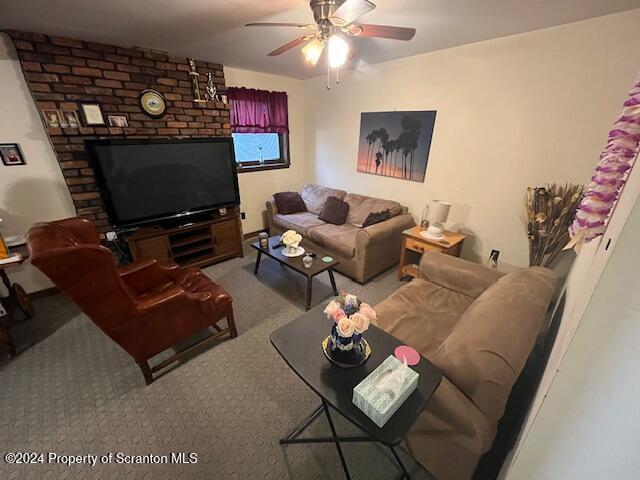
left=273, top=192, right=307, bottom=215
left=318, top=196, right=350, bottom=225
left=363, top=209, right=392, bottom=227
left=300, top=184, right=347, bottom=215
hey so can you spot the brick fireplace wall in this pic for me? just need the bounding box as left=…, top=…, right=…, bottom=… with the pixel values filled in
left=6, top=30, right=231, bottom=232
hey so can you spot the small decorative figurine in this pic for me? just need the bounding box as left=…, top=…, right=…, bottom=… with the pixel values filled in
left=188, top=58, right=206, bottom=104
left=205, top=72, right=217, bottom=102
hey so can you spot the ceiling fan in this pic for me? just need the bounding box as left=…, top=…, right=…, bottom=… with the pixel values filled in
left=246, top=0, right=416, bottom=75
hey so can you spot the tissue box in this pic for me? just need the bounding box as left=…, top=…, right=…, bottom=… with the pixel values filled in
left=352, top=355, right=419, bottom=428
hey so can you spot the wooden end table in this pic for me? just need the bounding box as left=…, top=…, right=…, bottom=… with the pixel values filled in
left=251, top=236, right=339, bottom=311
left=397, top=226, right=466, bottom=280
left=0, top=245, right=35, bottom=357
left=271, top=312, right=442, bottom=479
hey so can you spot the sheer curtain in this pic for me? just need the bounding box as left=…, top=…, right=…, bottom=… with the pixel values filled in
left=227, top=87, right=289, bottom=134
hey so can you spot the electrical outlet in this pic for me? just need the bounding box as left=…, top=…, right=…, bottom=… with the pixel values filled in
left=241, top=212, right=246, bottom=220
left=106, top=231, right=117, bottom=241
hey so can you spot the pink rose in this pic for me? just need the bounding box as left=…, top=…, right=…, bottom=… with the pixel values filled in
left=323, top=300, right=341, bottom=319
left=332, top=309, right=346, bottom=323
left=350, top=313, right=370, bottom=334
left=336, top=317, right=355, bottom=338
left=359, top=303, right=377, bottom=322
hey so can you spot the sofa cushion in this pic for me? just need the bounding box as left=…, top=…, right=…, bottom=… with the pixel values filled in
left=301, top=184, right=347, bottom=215
left=318, top=196, right=350, bottom=225
left=273, top=212, right=326, bottom=236
left=431, top=267, right=557, bottom=421
left=406, top=377, right=496, bottom=480
left=345, top=193, right=403, bottom=227
left=307, top=223, right=359, bottom=258
left=374, top=278, right=474, bottom=359
left=273, top=191, right=306, bottom=215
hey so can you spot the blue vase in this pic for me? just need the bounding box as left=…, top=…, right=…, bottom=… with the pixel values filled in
left=329, top=324, right=365, bottom=366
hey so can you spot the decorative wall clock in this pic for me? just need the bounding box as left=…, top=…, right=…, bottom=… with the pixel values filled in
left=139, top=89, right=166, bottom=118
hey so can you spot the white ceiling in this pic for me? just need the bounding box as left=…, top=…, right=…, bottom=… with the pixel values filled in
left=1, top=0, right=639, bottom=79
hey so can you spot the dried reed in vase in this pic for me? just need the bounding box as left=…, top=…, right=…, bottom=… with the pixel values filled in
left=523, top=183, right=584, bottom=267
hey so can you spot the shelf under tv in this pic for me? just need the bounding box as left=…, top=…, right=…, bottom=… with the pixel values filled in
left=125, top=210, right=243, bottom=268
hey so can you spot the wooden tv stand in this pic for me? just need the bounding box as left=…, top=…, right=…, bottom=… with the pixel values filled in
left=125, top=213, right=243, bottom=269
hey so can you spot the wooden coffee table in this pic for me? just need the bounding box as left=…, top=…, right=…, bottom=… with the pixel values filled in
left=251, top=236, right=339, bottom=310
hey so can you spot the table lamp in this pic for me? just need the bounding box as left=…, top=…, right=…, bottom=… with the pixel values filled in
left=420, top=200, right=451, bottom=240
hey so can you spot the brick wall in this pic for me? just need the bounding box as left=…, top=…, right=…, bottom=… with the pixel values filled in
left=7, top=30, right=231, bottom=232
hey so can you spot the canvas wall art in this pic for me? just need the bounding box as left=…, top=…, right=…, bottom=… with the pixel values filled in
left=356, top=110, right=436, bottom=182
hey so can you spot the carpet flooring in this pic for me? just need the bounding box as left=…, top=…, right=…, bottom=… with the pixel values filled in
left=0, top=245, right=435, bottom=479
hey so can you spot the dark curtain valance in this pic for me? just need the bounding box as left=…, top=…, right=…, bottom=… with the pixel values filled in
left=227, top=87, right=289, bottom=134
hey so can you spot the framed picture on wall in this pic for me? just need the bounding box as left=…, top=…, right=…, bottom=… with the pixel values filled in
left=80, top=103, right=106, bottom=126
left=0, top=144, right=26, bottom=166
left=40, top=108, right=62, bottom=128
left=107, top=115, right=129, bottom=127
left=61, top=110, right=80, bottom=128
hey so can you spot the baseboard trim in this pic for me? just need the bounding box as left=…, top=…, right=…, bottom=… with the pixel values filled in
left=243, top=228, right=268, bottom=242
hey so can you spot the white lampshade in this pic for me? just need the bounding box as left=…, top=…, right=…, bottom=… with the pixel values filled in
left=421, top=200, right=452, bottom=241
left=430, top=200, right=451, bottom=224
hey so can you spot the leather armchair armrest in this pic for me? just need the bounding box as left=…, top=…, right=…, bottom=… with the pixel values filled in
left=418, top=251, right=504, bottom=298
left=133, top=284, right=186, bottom=314
left=357, top=213, right=416, bottom=246
left=119, top=259, right=181, bottom=295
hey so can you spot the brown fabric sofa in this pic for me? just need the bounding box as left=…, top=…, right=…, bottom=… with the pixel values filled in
left=373, top=252, right=557, bottom=480
left=266, top=184, right=416, bottom=283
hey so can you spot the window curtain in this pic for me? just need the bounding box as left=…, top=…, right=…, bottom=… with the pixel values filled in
left=227, top=87, right=289, bottom=134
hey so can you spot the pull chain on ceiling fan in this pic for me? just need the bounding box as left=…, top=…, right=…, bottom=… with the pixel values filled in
left=246, top=0, right=416, bottom=89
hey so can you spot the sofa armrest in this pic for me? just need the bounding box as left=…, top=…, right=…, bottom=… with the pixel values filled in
left=418, top=251, right=504, bottom=298
left=266, top=199, right=279, bottom=234
left=357, top=213, right=416, bottom=246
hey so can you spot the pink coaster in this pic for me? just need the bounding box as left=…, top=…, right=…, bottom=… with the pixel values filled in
left=394, top=345, right=420, bottom=366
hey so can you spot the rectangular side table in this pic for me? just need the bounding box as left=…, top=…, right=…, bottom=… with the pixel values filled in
left=397, top=226, right=465, bottom=280
left=271, top=313, right=442, bottom=479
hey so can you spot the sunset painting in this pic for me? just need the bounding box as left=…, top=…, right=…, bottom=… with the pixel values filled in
left=356, top=111, right=437, bottom=182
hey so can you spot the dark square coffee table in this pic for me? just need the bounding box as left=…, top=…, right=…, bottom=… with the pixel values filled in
left=271, top=312, right=442, bottom=479
left=251, top=236, right=339, bottom=310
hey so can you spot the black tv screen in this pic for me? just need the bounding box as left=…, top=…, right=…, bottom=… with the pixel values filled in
left=87, top=138, right=240, bottom=228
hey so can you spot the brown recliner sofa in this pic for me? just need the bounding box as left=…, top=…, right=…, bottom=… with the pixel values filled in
left=26, top=217, right=237, bottom=384
left=267, top=184, right=416, bottom=283
left=373, top=251, right=557, bottom=480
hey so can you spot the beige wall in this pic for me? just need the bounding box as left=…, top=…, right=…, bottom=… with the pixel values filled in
left=304, top=9, right=640, bottom=266
left=224, top=67, right=307, bottom=234
left=0, top=33, right=76, bottom=292
left=506, top=192, right=640, bottom=479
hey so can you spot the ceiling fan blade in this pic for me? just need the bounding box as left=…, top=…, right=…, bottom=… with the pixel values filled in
left=245, top=22, right=316, bottom=29
left=329, top=0, right=376, bottom=27
left=267, top=35, right=314, bottom=56
left=347, top=24, right=416, bottom=41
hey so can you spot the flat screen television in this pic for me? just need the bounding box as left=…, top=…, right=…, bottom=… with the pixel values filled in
left=87, top=138, right=240, bottom=229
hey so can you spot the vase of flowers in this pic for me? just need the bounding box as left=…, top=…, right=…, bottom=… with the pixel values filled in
left=280, top=229, right=303, bottom=256
left=322, top=292, right=377, bottom=367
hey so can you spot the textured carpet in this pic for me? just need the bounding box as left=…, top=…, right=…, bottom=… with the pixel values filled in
left=0, top=246, right=435, bottom=479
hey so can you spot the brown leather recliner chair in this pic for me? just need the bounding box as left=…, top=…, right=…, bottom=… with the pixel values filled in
left=26, top=217, right=237, bottom=385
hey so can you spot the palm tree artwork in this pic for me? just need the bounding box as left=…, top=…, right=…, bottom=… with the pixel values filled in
left=356, top=111, right=437, bottom=182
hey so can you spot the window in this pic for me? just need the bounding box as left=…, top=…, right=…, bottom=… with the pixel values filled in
left=227, top=87, right=290, bottom=172
left=232, top=132, right=290, bottom=171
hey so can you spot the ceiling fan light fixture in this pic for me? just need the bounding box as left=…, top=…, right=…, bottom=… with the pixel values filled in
left=328, top=34, right=349, bottom=68
left=302, top=38, right=324, bottom=66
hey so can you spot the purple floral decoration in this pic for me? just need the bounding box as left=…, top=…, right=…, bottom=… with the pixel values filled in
left=570, top=74, right=640, bottom=242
